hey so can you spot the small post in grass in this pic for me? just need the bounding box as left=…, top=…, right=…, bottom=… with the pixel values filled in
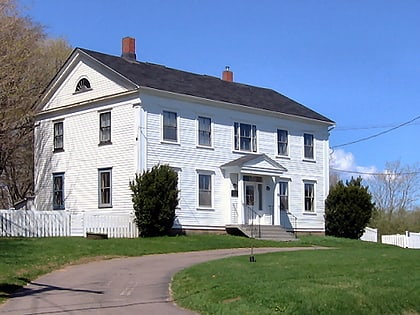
left=249, top=208, right=256, bottom=263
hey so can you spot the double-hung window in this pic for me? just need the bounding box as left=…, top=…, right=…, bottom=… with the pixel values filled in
left=53, top=121, right=64, bottom=151
left=53, top=173, right=64, bottom=210
left=277, top=129, right=288, bottom=156
left=234, top=122, right=257, bottom=152
left=198, top=173, right=212, bottom=208
left=304, top=133, right=314, bottom=159
left=98, top=168, right=112, bottom=208
left=99, top=112, right=111, bottom=144
left=304, top=182, right=315, bottom=212
left=163, top=110, right=178, bottom=142
left=279, top=181, right=289, bottom=212
left=198, top=116, right=211, bottom=146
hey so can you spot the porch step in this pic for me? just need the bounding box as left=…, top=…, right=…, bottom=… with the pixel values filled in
left=226, top=225, right=297, bottom=242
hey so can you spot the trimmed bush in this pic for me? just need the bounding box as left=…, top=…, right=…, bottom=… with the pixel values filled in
left=325, top=177, right=375, bottom=239
left=130, top=164, right=179, bottom=237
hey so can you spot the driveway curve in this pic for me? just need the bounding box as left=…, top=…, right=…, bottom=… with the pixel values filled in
left=0, top=247, right=322, bottom=315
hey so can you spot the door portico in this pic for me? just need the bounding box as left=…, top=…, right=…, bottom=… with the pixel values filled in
left=221, top=154, right=287, bottom=226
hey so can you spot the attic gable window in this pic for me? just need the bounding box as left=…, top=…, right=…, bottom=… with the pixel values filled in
left=75, top=78, right=91, bottom=93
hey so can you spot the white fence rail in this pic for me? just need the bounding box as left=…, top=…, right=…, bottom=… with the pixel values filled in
left=360, top=227, right=378, bottom=243
left=381, top=231, right=420, bottom=249
left=0, top=209, right=139, bottom=238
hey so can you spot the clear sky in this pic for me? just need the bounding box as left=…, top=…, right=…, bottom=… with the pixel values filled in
left=21, top=0, right=420, bottom=178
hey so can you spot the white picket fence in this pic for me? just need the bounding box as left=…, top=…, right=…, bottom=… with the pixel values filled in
left=381, top=231, right=420, bottom=249
left=0, top=209, right=139, bottom=238
left=360, top=227, right=378, bottom=243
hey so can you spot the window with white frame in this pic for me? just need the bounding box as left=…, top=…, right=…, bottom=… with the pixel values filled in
left=304, top=182, right=315, bottom=212
left=279, top=181, right=288, bottom=211
left=234, top=122, right=257, bottom=152
left=99, top=112, right=111, bottom=144
left=198, top=116, right=211, bottom=146
left=163, top=110, right=178, bottom=142
left=304, top=133, right=314, bottom=159
left=277, top=129, right=288, bottom=156
left=198, top=173, right=212, bottom=208
left=98, top=168, right=112, bottom=207
left=53, top=121, right=64, bottom=151
left=53, top=173, right=64, bottom=210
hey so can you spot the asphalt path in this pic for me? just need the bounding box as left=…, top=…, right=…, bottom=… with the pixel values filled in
left=0, top=247, right=323, bottom=315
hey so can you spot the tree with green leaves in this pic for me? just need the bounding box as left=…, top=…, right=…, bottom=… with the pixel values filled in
left=325, top=177, right=375, bottom=239
left=130, top=165, right=179, bottom=237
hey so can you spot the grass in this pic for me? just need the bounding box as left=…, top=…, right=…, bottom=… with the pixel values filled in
left=0, top=234, right=287, bottom=304
left=172, top=236, right=420, bottom=315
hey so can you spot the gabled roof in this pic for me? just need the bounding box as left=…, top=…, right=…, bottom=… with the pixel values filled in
left=221, top=154, right=287, bottom=176
left=78, top=48, right=334, bottom=124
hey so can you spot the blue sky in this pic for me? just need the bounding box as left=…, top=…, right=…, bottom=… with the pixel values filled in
left=22, top=0, right=420, bottom=178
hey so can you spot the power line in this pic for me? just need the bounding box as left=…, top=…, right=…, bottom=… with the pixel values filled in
left=331, top=168, right=420, bottom=176
left=334, top=121, right=420, bottom=131
left=332, top=115, right=420, bottom=149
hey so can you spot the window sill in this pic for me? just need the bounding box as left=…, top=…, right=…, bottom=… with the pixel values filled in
left=302, top=158, right=316, bottom=163
left=196, top=145, right=214, bottom=150
left=99, top=141, right=112, bottom=146
left=276, top=155, right=290, bottom=160
left=197, top=207, right=215, bottom=211
left=161, top=140, right=180, bottom=145
left=232, top=150, right=259, bottom=155
left=303, top=211, right=317, bottom=215
left=99, top=205, right=113, bottom=209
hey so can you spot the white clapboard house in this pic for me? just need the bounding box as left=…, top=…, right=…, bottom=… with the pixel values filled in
left=34, top=37, right=334, bottom=237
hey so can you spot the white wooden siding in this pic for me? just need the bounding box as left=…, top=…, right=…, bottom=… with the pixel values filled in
left=46, top=60, right=128, bottom=110
left=35, top=97, right=137, bottom=216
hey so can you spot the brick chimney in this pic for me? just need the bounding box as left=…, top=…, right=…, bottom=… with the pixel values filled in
left=122, top=37, right=136, bottom=60
left=222, top=66, right=233, bottom=82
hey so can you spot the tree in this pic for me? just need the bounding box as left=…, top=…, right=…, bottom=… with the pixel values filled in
left=130, top=165, right=179, bottom=237
left=0, top=0, right=71, bottom=208
left=325, top=177, right=375, bottom=239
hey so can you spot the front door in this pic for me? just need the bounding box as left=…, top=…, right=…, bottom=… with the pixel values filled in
left=245, top=183, right=262, bottom=224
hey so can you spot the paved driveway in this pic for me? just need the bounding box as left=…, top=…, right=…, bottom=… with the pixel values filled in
left=0, top=247, right=321, bottom=315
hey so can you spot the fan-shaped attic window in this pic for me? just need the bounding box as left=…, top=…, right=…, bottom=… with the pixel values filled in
left=75, top=78, right=91, bottom=93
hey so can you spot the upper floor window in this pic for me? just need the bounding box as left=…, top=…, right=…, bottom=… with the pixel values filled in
left=75, top=78, right=91, bottom=93
left=99, top=112, right=111, bottom=144
left=163, top=110, right=178, bottom=142
left=279, top=181, right=289, bottom=211
left=53, top=173, right=65, bottom=210
left=53, top=121, right=64, bottom=151
left=277, top=129, right=288, bottom=156
left=98, top=168, right=112, bottom=208
left=198, top=116, right=211, bottom=146
left=304, top=133, right=314, bottom=159
left=234, top=122, right=257, bottom=152
left=304, top=182, right=315, bottom=212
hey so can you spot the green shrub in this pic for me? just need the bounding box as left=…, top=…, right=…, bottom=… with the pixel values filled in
left=130, top=164, right=179, bottom=237
left=325, top=177, right=375, bottom=239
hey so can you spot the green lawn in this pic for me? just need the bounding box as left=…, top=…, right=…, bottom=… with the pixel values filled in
left=0, top=234, right=286, bottom=304
left=172, top=236, right=420, bottom=315
left=1, top=235, right=419, bottom=314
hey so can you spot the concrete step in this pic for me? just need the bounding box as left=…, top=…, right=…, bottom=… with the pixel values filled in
left=226, top=225, right=297, bottom=241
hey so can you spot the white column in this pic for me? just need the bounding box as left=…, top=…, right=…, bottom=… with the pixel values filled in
left=238, top=173, right=244, bottom=224
left=273, top=178, right=280, bottom=225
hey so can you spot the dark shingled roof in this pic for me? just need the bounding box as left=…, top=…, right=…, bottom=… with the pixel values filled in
left=79, top=48, right=334, bottom=124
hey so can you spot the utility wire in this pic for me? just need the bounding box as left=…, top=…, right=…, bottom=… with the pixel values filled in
left=332, top=115, right=420, bottom=149
left=331, top=168, right=420, bottom=176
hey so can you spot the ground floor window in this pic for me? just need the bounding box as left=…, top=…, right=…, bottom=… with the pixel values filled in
left=198, top=173, right=212, bottom=208
left=304, top=182, right=315, bottom=212
left=99, top=168, right=112, bottom=208
left=53, top=173, right=64, bottom=210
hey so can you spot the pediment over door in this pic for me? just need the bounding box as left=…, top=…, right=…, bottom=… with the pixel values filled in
left=221, top=154, right=287, bottom=176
